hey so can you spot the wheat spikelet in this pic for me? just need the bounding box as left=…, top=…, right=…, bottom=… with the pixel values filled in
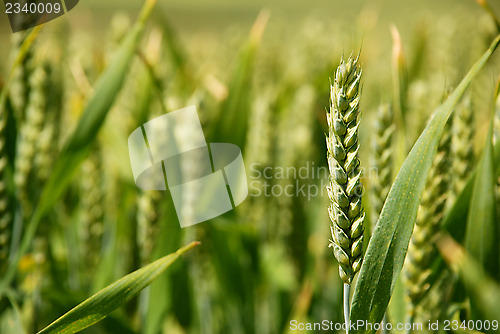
left=404, top=119, right=453, bottom=315
left=326, top=54, right=365, bottom=284
left=80, top=147, right=105, bottom=269
left=370, top=103, right=395, bottom=226
left=451, top=96, right=475, bottom=198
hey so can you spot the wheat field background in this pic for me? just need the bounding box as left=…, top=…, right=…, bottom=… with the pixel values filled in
left=0, top=0, right=500, bottom=333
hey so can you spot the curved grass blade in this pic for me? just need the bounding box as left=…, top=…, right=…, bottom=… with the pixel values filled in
left=0, top=0, right=157, bottom=298
left=36, top=241, right=199, bottom=334
left=350, top=34, right=500, bottom=334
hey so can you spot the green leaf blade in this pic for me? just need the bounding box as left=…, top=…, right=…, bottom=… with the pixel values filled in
left=37, top=242, right=199, bottom=334
left=350, top=34, right=500, bottom=334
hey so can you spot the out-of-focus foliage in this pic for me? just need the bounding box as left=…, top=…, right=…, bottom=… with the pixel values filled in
left=0, top=0, right=499, bottom=333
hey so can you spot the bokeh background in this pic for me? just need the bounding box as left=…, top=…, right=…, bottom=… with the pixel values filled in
left=0, top=0, right=499, bottom=333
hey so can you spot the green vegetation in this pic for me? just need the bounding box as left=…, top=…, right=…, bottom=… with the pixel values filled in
left=0, top=0, right=500, bottom=333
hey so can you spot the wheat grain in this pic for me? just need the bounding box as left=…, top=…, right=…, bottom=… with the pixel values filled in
left=326, top=53, right=365, bottom=285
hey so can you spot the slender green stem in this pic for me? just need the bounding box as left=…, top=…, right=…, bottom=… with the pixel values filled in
left=344, top=283, right=351, bottom=334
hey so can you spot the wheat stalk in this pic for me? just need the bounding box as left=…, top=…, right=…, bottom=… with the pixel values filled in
left=326, top=53, right=364, bottom=331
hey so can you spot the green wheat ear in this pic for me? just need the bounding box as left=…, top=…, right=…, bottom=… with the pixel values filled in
left=0, top=93, right=11, bottom=272
left=15, top=55, right=49, bottom=218
left=451, top=96, right=475, bottom=199
left=80, top=146, right=105, bottom=270
left=326, top=53, right=365, bottom=285
left=370, top=103, right=395, bottom=226
left=9, top=32, right=33, bottom=123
